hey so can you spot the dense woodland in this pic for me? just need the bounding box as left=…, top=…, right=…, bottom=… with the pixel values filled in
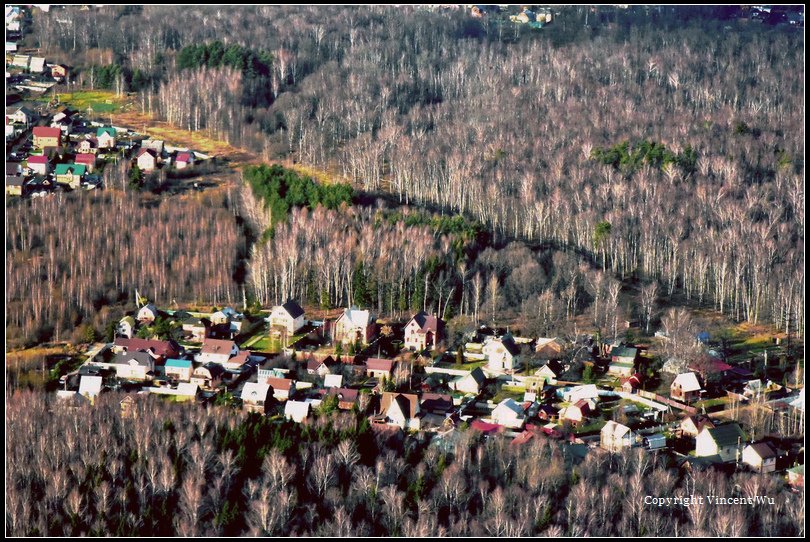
left=6, top=189, right=244, bottom=348
left=5, top=391, right=804, bottom=537
left=24, top=5, right=804, bottom=340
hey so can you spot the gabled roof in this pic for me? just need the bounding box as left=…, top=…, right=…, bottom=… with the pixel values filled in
left=33, top=126, right=61, bottom=139
left=26, top=154, right=48, bottom=164
left=242, top=382, right=270, bottom=402
left=366, top=357, right=394, bottom=372
left=266, top=377, right=294, bottom=391
left=54, top=163, right=86, bottom=176
left=201, top=338, right=237, bottom=355
left=279, top=300, right=304, bottom=318
left=113, top=351, right=154, bottom=367
left=74, top=153, right=95, bottom=165
left=137, top=148, right=156, bottom=159
left=328, top=387, right=358, bottom=403
left=194, top=362, right=225, bottom=378
left=165, top=358, right=192, bottom=369
left=611, top=346, right=638, bottom=359
left=673, top=372, right=702, bottom=393
left=339, top=308, right=372, bottom=328
left=96, top=126, right=117, bottom=137
left=78, top=375, right=103, bottom=397
left=602, top=420, right=632, bottom=439
left=114, top=337, right=179, bottom=358
left=285, top=400, right=310, bottom=420
left=323, top=374, right=343, bottom=388
left=746, top=442, right=777, bottom=460
left=380, top=392, right=418, bottom=419
left=494, top=398, right=524, bottom=417
left=176, top=151, right=193, bottom=163
left=702, top=424, right=745, bottom=448
left=408, top=312, right=443, bottom=333
left=306, top=356, right=325, bottom=372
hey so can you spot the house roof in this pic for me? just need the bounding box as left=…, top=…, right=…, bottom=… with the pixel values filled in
left=96, top=126, right=117, bottom=137
left=602, top=420, right=632, bottom=439
left=266, top=377, right=294, bottom=391
left=176, top=151, right=192, bottom=163
left=114, top=337, right=178, bottom=358
left=328, top=387, right=358, bottom=403
left=194, top=362, right=225, bottom=378
left=673, top=372, right=703, bottom=393
left=323, top=374, right=343, bottom=388
left=26, top=154, right=48, bottom=164
left=285, top=400, right=310, bottom=419
left=281, top=300, right=305, bottom=318
left=611, top=346, right=638, bottom=359
left=242, top=382, right=270, bottom=402
left=54, top=163, right=86, bottom=176
left=494, top=398, right=524, bottom=417
left=74, top=153, right=95, bottom=165
left=366, top=358, right=394, bottom=372
left=7, top=176, right=24, bottom=186
left=408, top=311, right=443, bottom=333
left=339, top=308, right=372, bottom=328
left=227, top=351, right=250, bottom=366
left=78, top=375, right=103, bottom=397
left=485, top=334, right=520, bottom=356
left=703, top=424, right=745, bottom=448
left=33, top=126, right=61, bottom=139
left=165, top=358, right=192, bottom=369
left=113, top=351, right=154, bottom=367
left=137, top=148, right=156, bottom=159
left=306, top=356, right=325, bottom=372
left=380, top=392, right=418, bottom=419
left=746, top=442, right=777, bottom=460
left=120, top=316, right=136, bottom=326
left=420, top=393, right=453, bottom=412
left=201, top=338, right=237, bottom=355
left=470, top=419, right=503, bottom=435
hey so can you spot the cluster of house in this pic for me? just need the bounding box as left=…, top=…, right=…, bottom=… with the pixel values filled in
left=6, top=103, right=204, bottom=196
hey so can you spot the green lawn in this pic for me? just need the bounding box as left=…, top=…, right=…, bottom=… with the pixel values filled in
left=694, top=397, right=728, bottom=409
left=55, top=90, right=127, bottom=113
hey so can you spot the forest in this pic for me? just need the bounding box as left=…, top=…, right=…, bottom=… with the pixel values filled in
left=22, top=5, right=804, bottom=340
left=5, top=391, right=804, bottom=537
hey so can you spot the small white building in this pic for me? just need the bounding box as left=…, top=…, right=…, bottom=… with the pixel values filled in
left=483, top=334, right=521, bottom=372
left=379, top=392, right=420, bottom=431
left=242, top=382, right=272, bottom=414
left=284, top=400, right=310, bottom=423
left=448, top=367, right=486, bottom=395
left=696, top=424, right=745, bottom=463
left=491, top=398, right=525, bottom=429
left=268, top=300, right=306, bottom=336
left=78, top=375, right=103, bottom=400
left=118, top=316, right=136, bottom=339
left=600, top=420, right=634, bottom=452
left=742, top=442, right=778, bottom=473
left=137, top=303, right=159, bottom=325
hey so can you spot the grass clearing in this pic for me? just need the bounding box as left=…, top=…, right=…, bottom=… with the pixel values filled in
left=56, top=90, right=128, bottom=114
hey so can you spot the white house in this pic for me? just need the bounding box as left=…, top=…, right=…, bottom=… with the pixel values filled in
left=137, top=303, right=159, bottom=325
left=491, top=398, right=525, bottom=429
left=197, top=339, right=239, bottom=365
left=671, top=372, right=703, bottom=403
left=742, top=442, right=778, bottom=473
left=164, top=359, right=193, bottom=382
left=403, top=312, right=444, bottom=351
left=333, top=308, right=375, bottom=346
left=379, top=392, right=420, bottom=431
left=323, top=374, right=343, bottom=389
left=108, top=351, right=155, bottom=381
left=449, top=367, right=486, bottom=395
left=284, top=400, right=310, bottom=423
left=242, top=382, right=272, bottom=414
left=483, top=334, right=521, bottom=372
left=696, top=424, right=745, bottom=463
left=563, top=384, right=600, bottom=404
left=601, top=421, right=635, bottom=452
left=268, top=300, right=306, bottom=336
left=78, top=375, right=103, bottom=400
left=118, top=316, right=136, bottom=339
left=266, top=377, right=295, bottom=401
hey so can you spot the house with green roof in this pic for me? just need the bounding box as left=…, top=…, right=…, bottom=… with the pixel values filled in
left=696, top=423, right=746, bottom=463
left=165, top=358, right=193, bottom=382
left=609, top=345, right=638, bottom=377
left=96, top=126, right=117, bottom=149
left=54, top=163, right=86, bottom=188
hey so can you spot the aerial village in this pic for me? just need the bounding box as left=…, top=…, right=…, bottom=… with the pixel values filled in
left=53, top=295, right=804, bottom=487
left=6, top=7, right=207, bottom=198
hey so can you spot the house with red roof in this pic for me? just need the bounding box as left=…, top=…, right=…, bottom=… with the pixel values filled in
left=366, top=357, right=395, bottom=379
left=404, top=312, right=445, bottom=351
left=74, top=153, right=96, bottom=172
left=26, top=154, right=49, bottom=175
left=175, top=151, right=194, bottom=169
left=33, top=126, right=61, bottom=148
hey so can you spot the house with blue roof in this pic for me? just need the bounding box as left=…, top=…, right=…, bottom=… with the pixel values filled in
left=165, top=358, right=193, bottom=382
